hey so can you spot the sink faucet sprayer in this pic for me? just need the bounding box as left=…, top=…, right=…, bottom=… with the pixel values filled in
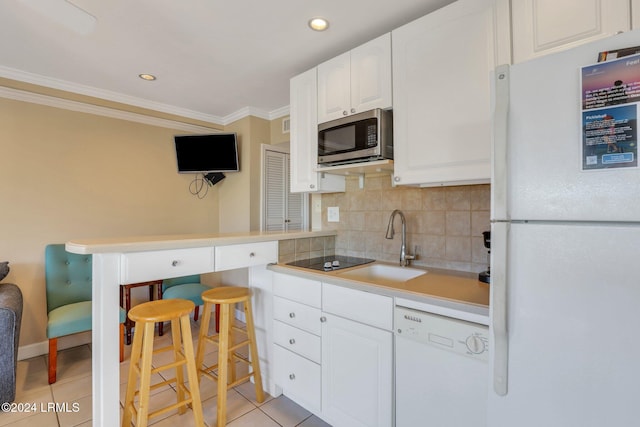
left=385, top=209, right=415, bottom=267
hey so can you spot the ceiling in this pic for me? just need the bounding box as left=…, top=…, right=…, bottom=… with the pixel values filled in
left=1, top=0, right=455, bottom=124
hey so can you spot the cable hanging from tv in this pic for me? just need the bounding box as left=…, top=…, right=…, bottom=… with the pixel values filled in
left=188, top=173, right=226, bottom=198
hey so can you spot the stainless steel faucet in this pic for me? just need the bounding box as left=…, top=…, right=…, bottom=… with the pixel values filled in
left=385, top=209, right=415, bottom=266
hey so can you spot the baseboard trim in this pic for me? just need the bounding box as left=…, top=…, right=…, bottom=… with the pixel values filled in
left=18, top=331, right=92, bottom=361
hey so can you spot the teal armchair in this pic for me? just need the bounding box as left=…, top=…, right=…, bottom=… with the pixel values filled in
left=157, top=275, right=209, bottom=335
left=45, top=244, right=126, bottom=384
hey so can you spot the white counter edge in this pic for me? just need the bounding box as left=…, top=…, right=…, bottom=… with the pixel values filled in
left=66, top=230, right=337, bottom=254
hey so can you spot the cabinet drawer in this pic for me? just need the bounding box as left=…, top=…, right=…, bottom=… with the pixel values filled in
left=273, top=273, right=321, bottom=308
left=322, top=283, right=393, bottom=330
left=274, top=345, right=321, bottom=413
left=120, top=247, right=214, bottom=284
left=214, top=241, right=277, bottom=271
left=274, top=296, right=321, bottom=335
left=273, top=320, right=321, bottom=364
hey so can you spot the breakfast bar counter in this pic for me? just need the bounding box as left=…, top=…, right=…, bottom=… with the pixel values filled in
left=65, top=230, right=335, bottom=427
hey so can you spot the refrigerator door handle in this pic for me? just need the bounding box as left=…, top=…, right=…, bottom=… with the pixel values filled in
left=491, top=221, right=509, bottom=396
left=492, top=64, right=509, bottom=220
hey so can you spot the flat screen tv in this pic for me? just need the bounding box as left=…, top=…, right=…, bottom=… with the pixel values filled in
left=174, top=133, right=239, bottom=173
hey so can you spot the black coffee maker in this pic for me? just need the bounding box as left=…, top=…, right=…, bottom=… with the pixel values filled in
left=478, top=231, right=491, bottom=283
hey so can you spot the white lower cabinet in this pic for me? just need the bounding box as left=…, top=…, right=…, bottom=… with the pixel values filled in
left=321, top=312, right=393, bottom=427
left=272, top=273, right=323, bottom=414
left=272, top=272, right=393, bottom=427
left=274, top=344, right=322, bottom=413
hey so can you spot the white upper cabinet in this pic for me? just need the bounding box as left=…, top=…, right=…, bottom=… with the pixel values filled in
left=511, top=0, right=631, bottom=63
left=392, top=0, right=510, bottom=187
left=289, top=68, right=345, bottom=193
left=317, top=33, right=392, bottom=124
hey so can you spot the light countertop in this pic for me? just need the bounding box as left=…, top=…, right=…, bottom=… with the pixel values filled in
left=66, top=230, right=336, bottom=254
left=269, top=261, right=490, bottom=320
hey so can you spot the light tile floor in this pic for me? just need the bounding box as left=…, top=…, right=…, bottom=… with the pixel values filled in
left=0, top=318, right=331, bottom=427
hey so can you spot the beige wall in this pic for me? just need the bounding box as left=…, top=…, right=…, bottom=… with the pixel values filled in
left=220, top=116, right=272, bottom=232
left=321, top=176, right=491, bottom=273
left=270, top=115, right=290, bottom=146
left=0, top=96, right=222, bottom=348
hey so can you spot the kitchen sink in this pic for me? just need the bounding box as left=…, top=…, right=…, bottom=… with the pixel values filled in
left=337, top=264, right=426, bottom=282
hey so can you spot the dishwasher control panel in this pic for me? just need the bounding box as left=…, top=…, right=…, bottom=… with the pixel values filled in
left=395, top=306, right=489, bottom=361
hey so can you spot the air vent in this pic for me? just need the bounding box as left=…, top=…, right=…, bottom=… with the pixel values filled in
left=282, top=117, right=290, bottom=134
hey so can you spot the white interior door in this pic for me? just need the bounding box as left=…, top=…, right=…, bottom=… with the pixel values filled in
left=263, top=148, right=307, bottom=231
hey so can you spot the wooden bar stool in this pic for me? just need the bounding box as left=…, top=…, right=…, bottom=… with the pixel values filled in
left=195, top=287, right=264, bottom=427
left=122, top=299, right=204, bottom=427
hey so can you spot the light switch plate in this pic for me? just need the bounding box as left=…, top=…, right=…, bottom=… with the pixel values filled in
left=327, top=206, right=339, bottom=222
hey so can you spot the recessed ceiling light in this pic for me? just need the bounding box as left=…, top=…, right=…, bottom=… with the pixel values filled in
left=308, top=17, right=329, bottom=31
left=138, top=74, right=157, bottom=81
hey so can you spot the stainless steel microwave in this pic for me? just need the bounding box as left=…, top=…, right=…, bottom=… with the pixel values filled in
left=318, top=108, right=393, bottom=166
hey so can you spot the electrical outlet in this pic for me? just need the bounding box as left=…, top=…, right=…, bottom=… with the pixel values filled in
left=313, top=199, right=322, bottom=213
left=327, top=206, right=340, bottom=222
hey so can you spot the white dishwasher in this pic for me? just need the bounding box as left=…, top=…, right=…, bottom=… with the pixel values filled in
left=395, top=300, right=489, bottom=427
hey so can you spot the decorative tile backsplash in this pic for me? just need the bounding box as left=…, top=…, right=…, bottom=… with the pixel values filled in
left=320, top=175, right=491, bottom=273
left=278, top=235, right=336, bottom=264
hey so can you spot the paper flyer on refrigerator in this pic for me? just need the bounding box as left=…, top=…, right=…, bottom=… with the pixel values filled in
left=581, top=54, right=640, bottom=170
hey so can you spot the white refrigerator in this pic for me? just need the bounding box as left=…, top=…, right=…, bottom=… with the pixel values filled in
left=489, top=30, right=640, bottom=427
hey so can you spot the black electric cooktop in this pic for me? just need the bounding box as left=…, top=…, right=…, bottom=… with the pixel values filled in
left=286, top=255, right=375, bottom=272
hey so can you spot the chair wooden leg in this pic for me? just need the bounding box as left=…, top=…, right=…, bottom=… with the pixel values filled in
left=195, top=301, right=213, bottom=384
left=122, top=320, right=144, bottom=427
left=48, top=338, right=57, bottom=384
left=215, top=303, right=220, bottom=333
left=136, top=322, right=156, bottom=427
left=120, top=323, right=124, bottom=363
left=217, top=303, right=230, bottom=427
left=170, top=318, right=187, bottom=415
left=244, top=298, right=264, bottom=403
left=124, top=286, right=133, bottom=345
left=180, top=314, right=204, bottom=427
left=157, top=286, right=164, bottom=336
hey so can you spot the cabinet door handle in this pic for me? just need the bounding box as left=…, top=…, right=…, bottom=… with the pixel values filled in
left=171, top=260, right=179, bottom=267
left=310, top=184, right=315, bottom=189
left=320, top=316, right=327, bottom=323
left=343, top=110, right=348, bottom=116
left=289, top=338, right=296, bottom=344
left=249, top=252, right=255, bottom=257
left=289, top=374, right=296, bottom=380
left=350, top=108, right=356, bottom=113
left=289, top=312, right=296, bottom=318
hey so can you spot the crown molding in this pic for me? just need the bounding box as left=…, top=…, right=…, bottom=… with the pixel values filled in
left=269, top=105, right=290, bottom=120
left=223, top=105, right=291, bottom=124
left=0, top=86, right=221, bottom=133
left=0, top=65, right=290, bottom=126
left=224, top=106, right=270, bottom=124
